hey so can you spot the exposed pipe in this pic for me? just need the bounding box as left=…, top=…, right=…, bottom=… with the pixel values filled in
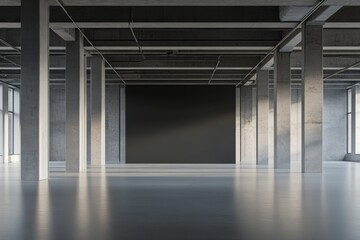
left=0, top=38, right=21, bottom=68
left=55, top=0, right=126, bottom=85
left=0, top=38, right=21, bottom=54
left=324, top=60, right=360, bottom=80
left=208, top=56, right=221, bottom=84
left=235, top=0, right=327, bottom=87
left=0, top=55, right=20, bottom=67
left=0, top=79, right=20, bottom=89
left=129, top=22, right=144, bottom=59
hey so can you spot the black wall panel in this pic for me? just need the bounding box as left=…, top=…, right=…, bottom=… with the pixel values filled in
left=126, top=86, right=235, bottom=163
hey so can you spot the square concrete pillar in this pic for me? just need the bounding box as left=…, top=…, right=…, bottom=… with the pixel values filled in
left=2, top=84, right=9, bottom=163
left=2, top=84, right=8, bottom=163
left=256, top=70, right=269, bottom=165
left=235, top=87, right=241, bottom=165
left=21, top=0, right=50, bottom=180
left=351, top=85, right=360, bottom=155
left=301, top=23, right=323, bottom=173
left=90, top=56, right=106, bottom=167
left=120, top=87, right=126, bottom=164
left=274, top=50, right=291, bottom=170
left=66, top=30, right=87, bottom=172
left=241, top=86, right=256, bottom=164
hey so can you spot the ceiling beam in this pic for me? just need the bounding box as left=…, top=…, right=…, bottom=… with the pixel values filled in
left=0, top=0, right=360, bottom=6
left=0, top=0, right=332, bottom=6
left=279, top=29, right=302, bottom=52
left=279, top=6, right=342, bottom=52
left=51, top=28, right=76, bottom=41
left=1, top=22, right=360, bottom=29
left=0, top=22, right=298, bottom=29
left=258, top=55, right=274, bottom=70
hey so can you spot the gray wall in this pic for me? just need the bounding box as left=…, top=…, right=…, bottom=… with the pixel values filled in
left=50, top=85, right=66, bottom=161
left=105, top=86, right=120, bottom=162
left=126, top=86, right=235, bottom=164
left=240, top=87, right=346, bottom=164
left=324, top=89, right=347, bottom=161
left=49, top=86, right=347, bottom=163
left=50, top=85, right=120, bottom=162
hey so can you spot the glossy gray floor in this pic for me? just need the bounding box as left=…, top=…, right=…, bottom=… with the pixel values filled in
left=1, top=162, right=360, bottom=240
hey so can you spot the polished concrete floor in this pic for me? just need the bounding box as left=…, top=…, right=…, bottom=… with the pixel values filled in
left=1, top=162, right=360, bottom=240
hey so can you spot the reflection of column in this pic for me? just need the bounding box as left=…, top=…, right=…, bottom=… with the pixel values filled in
left=274, top=50, right=291, bottom=170
left=120, top=87, right=126, bottom=164
left=90, top=56, right=105, bottom=167
left=96, top=172, right=109, bottom=238
left=2, top=84, right=8, bottom=163
left=75, top=175, right=89, bottom=239
left=21, top=0, right=49, bottom=180
left=235, top=87, right=241, bottom=165
left=66, top=30, right=87, bottom=172
left=301, top=24, right=323, bottom=173
left=35, top=181, right=51, bottom=239
left=256, top=70, right=269, bottom=165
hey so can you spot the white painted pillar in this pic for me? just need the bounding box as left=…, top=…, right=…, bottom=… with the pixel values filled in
left=120, top=87, right=126, bottom=164
left=90, top=56, right=106, bottom=167
left=274, top=50, right=291, bottom=170
left=235, top=87, right=241, bottom=165
left=2, top=84, right=8, bottom=163
left=256, top=70, right=269, bottom=165
left=21, top=0, right=49, bottom=181
left=301, top=23, right=323, bottom=173
left=66, top=30, right=87, bottom=172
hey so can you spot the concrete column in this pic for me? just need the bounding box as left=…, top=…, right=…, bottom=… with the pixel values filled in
left=91, top=56, right=105, bottom=167
left=351, top=85, right=360, bottom=155
left=291, top=88, right=302, bottom=169
left=256, top=70, right=269, bottom=165
left=66, top=30, right=87, bottom=172
left=301, top=24, right=323, bottom=173
left=2, top=84, right=8, bottom=163
left=241, top=86, right=256, bottom=164
left=120, top=87, right=126, bottom=164
left=274, top=50, right=291, bottom=170
left=235, top=87, right=241, bottom=165
left=356, top=86, right=360, bottom=155
left=21, top=0, right=49, bottom=181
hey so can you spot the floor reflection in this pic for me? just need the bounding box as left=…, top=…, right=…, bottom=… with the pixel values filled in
left=35, top=181, right=51, bottom=240
left=0, top=162, right=360, bottom=240
left=75, top=173, right=89, bottom=239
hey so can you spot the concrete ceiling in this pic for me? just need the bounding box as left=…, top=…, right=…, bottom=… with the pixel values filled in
left=0, top=3, right=359, bottom=87
left=0, top=0, right=360, bottom=6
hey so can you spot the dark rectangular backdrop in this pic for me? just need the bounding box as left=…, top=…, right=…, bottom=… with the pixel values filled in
left=126, top=86, right=235, bottom=163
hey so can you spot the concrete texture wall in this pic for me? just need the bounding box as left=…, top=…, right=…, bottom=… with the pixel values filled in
left=291, top=89, right=302, bottom=170
left=324, top=89, right=347, bottom=161
left=106, top=86, right=120, bottom=163
left=241, top=86, right=257, bottom=164
left=49, top=86, right=346, bottom=163
left=50, top=85, right=66, bottom=162
left=50, top=85, right=120, bottom=162
left=254, top=88, right=345, bottom=165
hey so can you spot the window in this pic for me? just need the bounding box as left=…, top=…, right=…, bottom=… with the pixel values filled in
left=348, top=88, right=352, bottom=154
left=0, top=85, right=20, bottom=156
left=8, top=88, right=14, bottom=155
left=13, top=89, right=20, bottom=155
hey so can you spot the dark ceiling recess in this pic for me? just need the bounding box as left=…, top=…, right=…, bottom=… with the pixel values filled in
left=0, top=4, right=359, bottom=87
